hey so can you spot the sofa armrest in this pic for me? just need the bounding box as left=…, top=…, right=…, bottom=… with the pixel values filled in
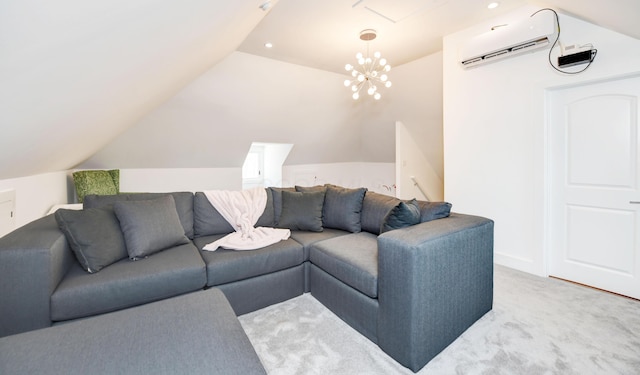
left=0, top=215, right=73, bottom=337
left=377, top=213, right=494, bottom=372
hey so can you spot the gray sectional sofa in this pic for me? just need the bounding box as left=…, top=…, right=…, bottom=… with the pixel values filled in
left=0, top=185, right=494, bottom=373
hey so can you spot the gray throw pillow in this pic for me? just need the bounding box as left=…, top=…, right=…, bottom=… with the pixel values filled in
left=361, top=191, right=402, bottom=235
left=380, top=199, right=421, bottom=233
left=321, top=185, right=367, bottom=233
left=416, top=201, right=453, bottom=222
left=55, top=207, right=128, bottom=273
left=113, top=195, right=190, bottom=260
left=84, top=192, right=195, bottom=239
left=277, top=191, right=324, bottom=232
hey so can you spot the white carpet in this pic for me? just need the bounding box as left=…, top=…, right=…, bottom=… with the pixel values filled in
left=238, top=265, right=640, bottom=374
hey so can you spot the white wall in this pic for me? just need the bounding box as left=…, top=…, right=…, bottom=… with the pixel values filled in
left=385, top=52, right=444, bottom=182
left=443, top=5, right=640, bottom=275
left=283, top=162, right=395, bottom=195
left=395, top=121, right=443, bottom=201
left=0, top=172, right=70, bottom=231
left=81, top=52, right=381, bottom=169
left=119, top=168, right=242, bottom=192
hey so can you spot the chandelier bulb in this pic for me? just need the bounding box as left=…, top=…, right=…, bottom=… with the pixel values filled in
left=358, top=58, right=365, bottom=65
left=374, top=51, right=381, bottom=59
left=344, top=79, right=351, bottom=87
left=385, top=81, right=392, bottom=88
left=374, top=92, right=381, bottom=100
left=384, top=64, right=391, bottom=72
left=353, top=92, right=360, bottom=100
left=351, top=70, right=358, bottom=77
left=351, top=85, right=358, bottom=92
left=367, top=87, right=375, bottom=95
left=371, top=71, right=378, bottom=77
left=365, top=57, right=372, bottom=64
left=379, top=58, right=387, bottom=66
left=380, top=74, right=387, bottom=82
left=345, top=64, right=353, bottom=71
left=356, top=52, right=363, bottom=60
left=357, top=74, right=365, bottom=82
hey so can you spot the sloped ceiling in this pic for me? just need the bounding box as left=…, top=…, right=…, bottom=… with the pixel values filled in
left=1, top=0, right=638, bottom=180
left=0, top=0, right=275, bottom=179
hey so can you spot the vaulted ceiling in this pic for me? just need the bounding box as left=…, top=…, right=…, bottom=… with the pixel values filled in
left=1, top=0, right=638, bottom=180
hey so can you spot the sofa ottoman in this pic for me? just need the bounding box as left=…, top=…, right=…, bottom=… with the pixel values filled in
left=0, top=288, right=266, bottom=375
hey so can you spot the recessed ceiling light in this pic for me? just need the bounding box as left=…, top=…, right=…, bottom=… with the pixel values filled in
left=487, top=2, right=499, bottom=9
left=264, top=42, right=273, bottom=49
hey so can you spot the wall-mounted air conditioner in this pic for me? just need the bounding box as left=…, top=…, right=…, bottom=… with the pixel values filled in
left=459, top=11, right=558, bottom=68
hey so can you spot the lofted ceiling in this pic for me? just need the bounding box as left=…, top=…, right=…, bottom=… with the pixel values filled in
left=238, top=0, right=640, bottom=75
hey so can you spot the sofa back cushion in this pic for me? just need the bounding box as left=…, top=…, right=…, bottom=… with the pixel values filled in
left=268, top=187, right=296, bottom=225
left=193, top=189, right=275, bottom=237
left=83, top=192, right=194, bottom=239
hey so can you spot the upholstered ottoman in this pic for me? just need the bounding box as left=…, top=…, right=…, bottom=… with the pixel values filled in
left=0, top=288, right=266, bottom=375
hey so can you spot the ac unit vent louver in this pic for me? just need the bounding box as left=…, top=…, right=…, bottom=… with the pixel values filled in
left=459, top=11, right=557, bottom=68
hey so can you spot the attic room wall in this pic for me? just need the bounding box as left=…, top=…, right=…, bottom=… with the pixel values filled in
left=443, top=5, right=640, bottom=276
left=0, top=172, right=69, bottom=231
left=81, top=49, right=444, bottom=195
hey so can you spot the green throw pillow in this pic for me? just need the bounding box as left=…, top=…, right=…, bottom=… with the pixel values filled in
left=73, top=170, right=119, bottom=203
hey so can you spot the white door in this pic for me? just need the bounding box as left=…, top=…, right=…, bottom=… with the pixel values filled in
left=548, top=75, right=640, bottom=299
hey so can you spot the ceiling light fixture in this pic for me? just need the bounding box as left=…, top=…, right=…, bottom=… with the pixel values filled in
left=343, top=29, right=392, bottom=101
left=487, top=2, right=500, bottom=9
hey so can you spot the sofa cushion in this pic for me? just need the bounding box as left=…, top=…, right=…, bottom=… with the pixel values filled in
left=193, top=192, right=235, bottom=236
left=361, top=191, right=401, bottom=235
left=193, top=190, right=275, bottom=237
left=289, top=228, right=350, bottom=261
left=50, top=242, right=206, bottom=322
left=322, top=185, right=367, bottom=233
left=83, top=192, right=195, bottom=239
left=194, top=236, right=304, bottom=287
left=277, top=191, right=324, bottom=232
left=295, top=185, right=326, bottom=193
left=380, top=199, right=421, bottom=234
left=4, top=289, right=266, bottom=375
left=54, top=207, right=128, bottom=273
left=416, top=201, right=453, bottom=222
left=309, top=232, right=378, bottom=298
left=114, top=195, right=190, bottom=260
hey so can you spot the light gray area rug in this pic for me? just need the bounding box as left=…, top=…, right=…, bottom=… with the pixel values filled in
left=239, top=265, right=640, bottom=374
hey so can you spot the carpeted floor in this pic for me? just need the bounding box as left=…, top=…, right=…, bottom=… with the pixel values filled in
left=238, top=265, right=640, bottom=374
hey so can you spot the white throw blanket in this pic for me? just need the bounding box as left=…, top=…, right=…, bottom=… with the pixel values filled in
left=202, top=187, right=290, bottom=251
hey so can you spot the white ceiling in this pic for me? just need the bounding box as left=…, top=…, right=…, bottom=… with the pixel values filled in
left=238, top=0, right=640, bottom=75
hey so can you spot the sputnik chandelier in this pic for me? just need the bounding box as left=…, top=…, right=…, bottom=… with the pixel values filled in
left=344, top=29, right=392, bottom=101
